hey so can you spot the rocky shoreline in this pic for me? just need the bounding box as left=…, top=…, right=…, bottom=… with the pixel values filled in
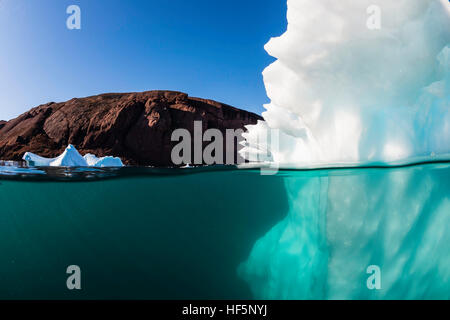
left=0, top=91, right=261, bottom=166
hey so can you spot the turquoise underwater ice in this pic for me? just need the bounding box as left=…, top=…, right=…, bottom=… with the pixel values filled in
left=239, top=164, right=450, bottom=300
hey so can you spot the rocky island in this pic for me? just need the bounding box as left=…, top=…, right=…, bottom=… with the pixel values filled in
left=0, top=90, right=261, bottom=166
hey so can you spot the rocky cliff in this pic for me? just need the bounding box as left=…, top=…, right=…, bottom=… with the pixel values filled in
left=0, top=91, right=261, bottom=166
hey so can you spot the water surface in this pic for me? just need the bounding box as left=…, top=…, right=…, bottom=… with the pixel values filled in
left=0, top=162, right=449, bottom=299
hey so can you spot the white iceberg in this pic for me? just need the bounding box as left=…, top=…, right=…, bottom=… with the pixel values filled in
left=22, top=145, right=124, bottom=167
left=241, top=0, right=450, bottom=166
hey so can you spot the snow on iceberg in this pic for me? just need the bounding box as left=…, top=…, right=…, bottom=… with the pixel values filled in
left=22, top=145, right=123, bottom=167
left=241, top=0, right=450, bottom=166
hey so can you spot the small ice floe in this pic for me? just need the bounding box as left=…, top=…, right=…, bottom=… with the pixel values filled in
left=22, top=144, right=123, bottom=167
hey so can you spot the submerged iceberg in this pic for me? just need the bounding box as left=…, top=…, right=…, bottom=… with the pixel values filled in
left=239, top=164, right=450, bottom=299
left=22, top=145, right=123, bottom=167
left=241, top=0, right=450, bottom=166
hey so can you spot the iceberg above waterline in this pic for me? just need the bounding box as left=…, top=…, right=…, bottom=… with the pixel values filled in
left=241, top=0, right=450, bottom=166
left=22, top=145, right=123, bottom=167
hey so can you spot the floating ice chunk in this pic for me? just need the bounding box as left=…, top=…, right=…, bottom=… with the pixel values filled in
left=22, top=145, right=123, bottom=167
left=83, top=153, right=124, bottom=167
left=22, top=152, right=57, bottom=167
left=23, top=145, right=86, bottom=167
left=49, top=144, right=87, bottom=167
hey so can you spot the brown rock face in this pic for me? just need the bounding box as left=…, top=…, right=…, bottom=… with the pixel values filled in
left=0, top=91, right=261, bottom=166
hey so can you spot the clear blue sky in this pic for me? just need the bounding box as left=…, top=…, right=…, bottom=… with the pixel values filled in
left=0, top=0, right=286, bottom=120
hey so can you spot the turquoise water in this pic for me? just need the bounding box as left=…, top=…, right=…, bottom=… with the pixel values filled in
left=0, top=162, right=449, bottom=300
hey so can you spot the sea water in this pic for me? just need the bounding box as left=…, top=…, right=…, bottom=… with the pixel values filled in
left=0, top=162, right=448, bottom=300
